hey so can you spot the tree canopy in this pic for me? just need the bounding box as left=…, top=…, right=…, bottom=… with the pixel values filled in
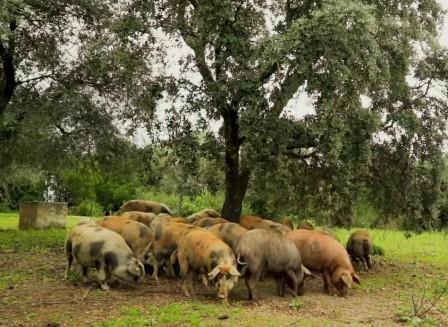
left=1, top=0, right=448, bottom=229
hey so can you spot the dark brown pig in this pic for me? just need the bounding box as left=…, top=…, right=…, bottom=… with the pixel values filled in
left=116, top=200, right=172, bottom=215
left=236, top=229, right=310, bottom=300
left=194, top=217, right=229, bottom=228
left=240, top=215, right=291, bottom=234
left=177, top=230, right=240, bottom=303
left=208, top=222, right=248, bottom=253
left=346, top=229, right=373, bottom=270
left=287, top=229, right=360, bottom=297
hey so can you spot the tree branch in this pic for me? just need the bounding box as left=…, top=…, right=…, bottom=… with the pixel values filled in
left=269, top=68, right=305, bottom=116
left=17, top=74, right=53, bottom=85
left=177, top=2, right=214, bottom=86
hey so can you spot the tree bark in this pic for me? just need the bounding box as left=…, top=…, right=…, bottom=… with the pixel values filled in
left=221, top=108, right=250, bottom=222
left=0, top=21, right=18, bottom=116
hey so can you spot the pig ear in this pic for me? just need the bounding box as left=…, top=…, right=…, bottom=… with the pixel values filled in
left=208, top=267, right=220, bottom=280
left=229, top=267, right=241, bottom=277
left=352, top=273, right=361, bottom=285
left=340, top=273, right=353, bottom=288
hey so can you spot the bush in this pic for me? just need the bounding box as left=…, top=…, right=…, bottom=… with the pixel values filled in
left=71, top=200, right=104, bottom=217
left=0, top=202, right=12, bottom=213
left=134, top=189, right=251, bottom=217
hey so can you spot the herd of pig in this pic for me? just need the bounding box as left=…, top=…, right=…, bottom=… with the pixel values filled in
left=64, top=200, right=374, bottom=303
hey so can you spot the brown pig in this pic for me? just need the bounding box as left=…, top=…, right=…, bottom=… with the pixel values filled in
left=194, top=217, right=229, bottom=228
left=237, top=229, right=309, bottom=300
left=116, top=200, right=173, bottom=215
left=240, top=215, right=291, bottom=234
left=208, top=222, right=248, bottom=253
left=97, top=216, right=153, bottom=264
left=177, top=230, right=240, bottom=303
left=287, top=229, right=360, bottom=297
left=346, top=229, right=373, bottom=271
left=120, top=211, right=157, bottom=227
left=147, top=222, right=200, bottom=280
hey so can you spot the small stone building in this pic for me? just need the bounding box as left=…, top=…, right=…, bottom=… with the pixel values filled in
left=19, top=202, right=67, bottom=229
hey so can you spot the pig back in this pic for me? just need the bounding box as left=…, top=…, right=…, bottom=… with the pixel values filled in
left=287, top=229, right=350, bottom=272
left=208, top=223, right=247, bottom=252
left=68, top=224, right=134, bottom=266
left=178, top=230, right=236, bottom=271
left=238, top=229, right=301, bottom=273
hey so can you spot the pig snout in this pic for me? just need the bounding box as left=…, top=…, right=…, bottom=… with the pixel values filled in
left=218, top=287, right=228, bottom=299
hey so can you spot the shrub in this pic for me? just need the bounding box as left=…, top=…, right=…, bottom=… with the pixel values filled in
left=71, top=200, right=104, bottom=217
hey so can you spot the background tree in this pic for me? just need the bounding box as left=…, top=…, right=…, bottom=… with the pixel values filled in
left=151, top=0, right=448, bottom=225
left=0, top=0, right=160, bottom=210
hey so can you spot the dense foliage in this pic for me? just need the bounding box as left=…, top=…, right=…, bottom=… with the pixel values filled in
left=1, top=0, right=448, bottom=229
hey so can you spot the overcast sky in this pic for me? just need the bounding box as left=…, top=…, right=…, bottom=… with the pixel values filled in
left=133, top=1, right=448, bottom=145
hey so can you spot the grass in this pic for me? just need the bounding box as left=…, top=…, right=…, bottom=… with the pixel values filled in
left=333, top=228, right=448, bottom=266
left=0, top=212, right=93, bottom=251
left=1, top=211, right=448, bottom=326
left=92, top=302, right=345, bottom=327
left=93, top=302, right=242, bottom=327
left=0, top=268, right=33, bottom=289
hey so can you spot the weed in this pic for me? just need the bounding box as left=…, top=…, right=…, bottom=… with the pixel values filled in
left=94, top=302, right=241, bottom=327
left=288, top=299, right=303, bottom=311
left=0, top=269, right=33, bottom=289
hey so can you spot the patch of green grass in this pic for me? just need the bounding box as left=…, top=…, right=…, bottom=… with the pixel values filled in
left=0, top=212, right=21, bottom=229
left=0, top=212, right=90, bottom=230
left=93, top=302, right=241, bottom=327
left=0, top=212, right=96, bottom=251
left=288, top=299, right=303, bottom=311
left=0, top=228, right=67, bottom=251
left=0, top=268, right=33, bottom=289
left=334, top=229, right=448, bottom=267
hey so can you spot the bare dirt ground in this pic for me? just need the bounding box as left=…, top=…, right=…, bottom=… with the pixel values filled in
left=1, top=250, right=447, bottom=327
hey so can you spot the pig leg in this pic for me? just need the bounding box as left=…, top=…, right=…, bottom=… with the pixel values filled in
left=152, top=262, right=160, bottom=281
left=64, top=253, right=73, bottom=280
left=285, top=269, right=298, bottom=297
left=365, top=255, right=373, bottom=271
left=166, top=261, right=176, bottom=278
left=95, top=261, right=110, bottom=291
left=182, top=270, right=195, bottom=297
left=244, top=275, right=256, bottom=301
left=323, top=270, right=334, bottom=296
left=275, top=274, right=285, bottom=297
left=81, top=266, right=89, bottom=283
left=200, top=274, right=209, bottom=288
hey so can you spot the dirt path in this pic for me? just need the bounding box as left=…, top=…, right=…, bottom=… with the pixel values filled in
left=0, top=251, right=446, bottom=326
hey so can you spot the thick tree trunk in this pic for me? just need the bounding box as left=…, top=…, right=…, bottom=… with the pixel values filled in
left=221, top=109, right=250, bottom=222
left=0, top=39, right=17, bottom=117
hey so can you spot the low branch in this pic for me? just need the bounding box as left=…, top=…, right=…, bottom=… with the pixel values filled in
left=17, top=74, right=53, bottom=85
